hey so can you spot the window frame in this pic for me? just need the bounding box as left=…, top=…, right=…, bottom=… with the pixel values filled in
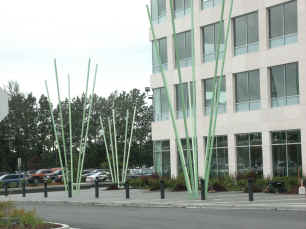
left=271, top=129, right=301, bottom=177
left=203, top=77, right=226, bottom=116
left=268, top=0, right=298, bottom=48
left=233, top=11, right=259, bottom=56
left=152, top=37, right=168, bottom=74
left=270, top=62, right=299, bottom=108
left=202, top=22, right=225, bottom=63
left=153, top=87, right=169, bottom=121
left=235, top=69, right=261, bottom=112
left=151, top=0, right=167, bottom=25
left=174, top=0, right=191, bottom=18
left=153, top=140, right=171, bottom=177
left=236, top=132, right=263, bottom=175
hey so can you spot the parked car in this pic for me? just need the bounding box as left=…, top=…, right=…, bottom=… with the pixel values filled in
left=28, top=168, right=60, bottom=184
left=0, top=174, right=27, bottom=187
left=46, top=169, right=63, bottom=182
left=85, top=172, right=108, bottom=185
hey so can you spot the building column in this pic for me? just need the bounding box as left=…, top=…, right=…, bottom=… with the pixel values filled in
left=170, top=138, right=178, bottom=178
left=262, top=131, right=273, bottom=178
left=301, top=129, right=306, bottom=177
left=198, top=136, right=205, bottom=178
left=228, top=134, right=237, bottom=176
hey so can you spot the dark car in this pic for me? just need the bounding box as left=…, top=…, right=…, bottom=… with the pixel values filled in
left=0, top=174, right=27, bottom=187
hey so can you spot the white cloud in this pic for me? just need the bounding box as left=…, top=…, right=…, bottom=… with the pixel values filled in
left=0, top=0, right=152, bottom=101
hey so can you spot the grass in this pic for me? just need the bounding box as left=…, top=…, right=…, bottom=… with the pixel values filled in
left=0, top=201, right=59, bottom=229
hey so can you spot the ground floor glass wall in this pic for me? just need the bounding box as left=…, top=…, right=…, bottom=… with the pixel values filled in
left=236, top=132, right=263, bottom=175
left=204, top=136, right=229, bottom=177
left=272, top=129, right=302, bottom=177
left=153, top=140, right=171, bottom=177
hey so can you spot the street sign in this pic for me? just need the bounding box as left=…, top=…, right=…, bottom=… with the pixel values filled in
left=0, top=87, right=8, bottom=121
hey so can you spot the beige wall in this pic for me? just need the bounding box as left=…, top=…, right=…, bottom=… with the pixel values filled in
left=150, top=0, right=306, bottom=177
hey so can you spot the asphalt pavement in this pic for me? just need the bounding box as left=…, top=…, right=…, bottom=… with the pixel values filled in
left=18, top=202, right=306, bottom=229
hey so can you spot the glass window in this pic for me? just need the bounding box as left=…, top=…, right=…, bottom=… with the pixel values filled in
left=152, top=37, right=168, bottom=73
left=234, top=12, right=259, bottom=55
left=151, top=0, right=166, bottom=24
left=174, top=0, right=191, bottom=18
left=204, top=135, right=229, bottom=177
left=235, top=70, right=260, bottom=112
left=154, top=140, right=171, bottom=176
left=176, top=82, right=194, bottom=119
left=269, top=1, right=297, bottom=48
left=177, top=138, right=197, bottom=175
left=153, top=87, right=169, bottom=121
left=175, top=31, right=192, bottom=68
left=236, top=132, right=263, bottom=176
left=201, top=0, right=222, bottom=9
left=270, top=62, right=299, bottom=107
left=204, top=77, right=226, bottom=115
left=271, top=129, right=301, bottom=177
left=202, top=22, right=224, bottom=62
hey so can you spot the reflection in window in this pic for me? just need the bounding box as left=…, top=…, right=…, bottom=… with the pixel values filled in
left=176, top=82, right=195, bottom=119
left=202, top=22, right=224, bottom=62
left=174, top=0, right=191, bottom=18
left=205, top=136, right=229, bottom=177
left=154, top=140, right=171, bottom=177
left=175, top=31, right=192, bottom=68
left=153, top=87, right=169, bottom=121
left=236, top=133, right=263, bottom=176
left=151, top=0, right=166, bottom=25
left=272, top=129, right=301, bottom=177
left=269, top=0, right=297, bottom=48
left=204, top=77, right=226, bottom=115
left=270, top=62, right=299, bottom=107
left=234, top=12, right=259, bottom=56
left=152, top=37, right=168, bottom=73
left=201, top=0, right=222, bottom=9
left=235, top=70, right=260, bottom=112
left=177, top=138, right=197, bottom=175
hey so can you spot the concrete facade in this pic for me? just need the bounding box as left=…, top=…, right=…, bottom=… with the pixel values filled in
left=150, top=0, right=306, bottom=178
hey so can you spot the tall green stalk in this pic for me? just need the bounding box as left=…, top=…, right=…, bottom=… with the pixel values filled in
left=146, top=5, right=192, bottom=193
left=54, top=59, right=68, bottom=183
left=205, top=0, right=234, bottom=195
left=122, top=110, right=129, bottom=183
left=76, top=59, right=91, bottom=190
left=77, top=64, right=98, bottom=189
left=108, top=118, right=117, bottom=183
left=123, top=106, right=137, bottom=183
left=168, top=0, right=194, bottom=191
left=99, top=116, right=114, bottom=183
left=112, top=109, right=120, bottom=186
left=68, top=74, right=73, bottom=190
left=44, top=81, right=68, bottom=191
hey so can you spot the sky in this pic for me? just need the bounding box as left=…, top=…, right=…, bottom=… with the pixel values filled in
left=0, top=0, right=152, bottom=101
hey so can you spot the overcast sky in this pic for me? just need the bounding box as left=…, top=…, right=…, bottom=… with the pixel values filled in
left=0, top=0, right=151, bottom=101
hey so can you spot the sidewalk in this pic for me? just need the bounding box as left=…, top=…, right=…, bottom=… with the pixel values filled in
left=2, top=188, right=306, bottom=211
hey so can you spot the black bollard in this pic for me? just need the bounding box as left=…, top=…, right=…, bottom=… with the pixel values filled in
left=95, top=179, right=99, bottom=199
left=68, top=180, right=72, bottom=198
left=44, top=181, right=48, bottom=198
left=22, top=181, right=26, bottom=197
left=4, top=183, right=8, bottom=196
left=248, top=178, right=254, bottom=201
left=200, top=179, right=205, bottom=200
left=125, top=181, right=130, bottom=199
left=160, top=180, right=165, bottom=199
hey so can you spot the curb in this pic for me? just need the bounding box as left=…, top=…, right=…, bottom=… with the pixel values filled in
left=48, top=222, right=70, bottom=229
left=17, top=200, right=306, bottom=212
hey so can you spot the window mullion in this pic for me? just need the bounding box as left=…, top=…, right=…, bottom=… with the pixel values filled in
left=246, top=16, right=249, bottom=51
left=283, top=4, right=285, bottom=43
left=284, top=65, right=287, bottom=104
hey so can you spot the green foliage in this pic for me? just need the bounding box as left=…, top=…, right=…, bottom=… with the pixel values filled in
left=0, top=82, right=153, bottom=171
left=0, top=201, right=43, bottom=228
